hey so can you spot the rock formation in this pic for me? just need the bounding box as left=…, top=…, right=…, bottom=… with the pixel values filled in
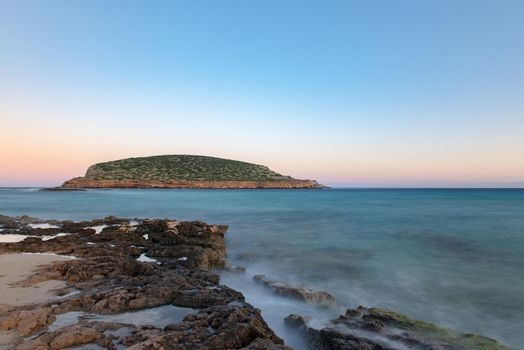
left=0, top=215, right=511, bottom=350
left=284, top=306, right=510, bottom=350
left=0, top=215, right=290, bottom=349
left=253, top=275, right=337, bottom=308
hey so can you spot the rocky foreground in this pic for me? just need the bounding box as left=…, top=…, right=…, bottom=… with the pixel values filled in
left=0, top=215, right=288, bottom=349
left=0, top=215, right=511, bottom=350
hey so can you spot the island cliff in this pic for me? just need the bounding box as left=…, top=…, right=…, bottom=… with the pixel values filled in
left=61, top=155, right=325, bottom=189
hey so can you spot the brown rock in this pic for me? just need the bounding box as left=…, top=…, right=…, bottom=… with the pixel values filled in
left=49, top=325, right=101, bottom=349
left=0, top=307, right=56, bottom=336
left=62, top=178, right=324, bottom=189
left=0, top=216, right=291, bottom=350
left=253, top=275, right=337, bottom=308
left=123, top=303, right=288, bottom=349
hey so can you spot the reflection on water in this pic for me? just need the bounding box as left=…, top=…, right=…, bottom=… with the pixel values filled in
left=48, top=304, right=195, bottom=332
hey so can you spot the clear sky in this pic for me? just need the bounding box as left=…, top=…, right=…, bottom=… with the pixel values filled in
left=1, top=0, right=523, bottom=187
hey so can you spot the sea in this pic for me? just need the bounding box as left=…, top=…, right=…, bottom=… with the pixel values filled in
left=0, top=188, right=523, bottom=349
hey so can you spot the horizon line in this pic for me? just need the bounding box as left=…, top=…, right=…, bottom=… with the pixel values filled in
left=1, top=186, right=523, bottom=190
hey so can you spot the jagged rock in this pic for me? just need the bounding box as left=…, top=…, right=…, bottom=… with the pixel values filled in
left=0, top=307, right=56, bottom=336
left=0, top=215, right=287, bottom=350
left=49, top=324, right=101, bottom=349
left=253, top=275, right=337, bottom=308
left=15, top=321, right=130, bottom=350
left=284, top=314, right=310, bottom=329
left=16, top=215, right=41, bottom=225
left=122, top=303, right=289, bottom=349
left=1, top=214, right=513, bottom=349
left=285, top=306, right=511, bottom=350
left=0, top=215, right=19, bottom=229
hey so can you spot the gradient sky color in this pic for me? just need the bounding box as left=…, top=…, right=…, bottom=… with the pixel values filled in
left=1, top=0, right=523, bottom=187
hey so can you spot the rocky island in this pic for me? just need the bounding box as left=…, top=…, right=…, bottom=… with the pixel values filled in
left=0, top=215, right=511, bottom=350
left=61, top=155, right=324, bottom=189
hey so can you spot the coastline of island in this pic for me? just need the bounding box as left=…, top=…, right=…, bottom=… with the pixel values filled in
left=61, top=178, right=324, bottom=189
left=58, top=155, right=327, bottom=190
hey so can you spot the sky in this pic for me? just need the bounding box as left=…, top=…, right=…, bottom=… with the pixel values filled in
left=1, top=0, right=523, bottom=187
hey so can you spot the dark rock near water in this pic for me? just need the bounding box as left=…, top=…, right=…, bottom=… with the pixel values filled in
left=224, top=264, right=247, bottom=273
left=39, top=187, right=87, bottom=192
left=0, top=215, right=287, bottom=349
left=0, top=215, right=20, bottom=229
left=283, top=314, right=310, bottom=330
left=285, top=306, right=510, bottom=350
left=122, top=303, right=291, bottom=349
left=253, top=275, right=337, bottom=308
left=0, top=215, right=512, bottom=350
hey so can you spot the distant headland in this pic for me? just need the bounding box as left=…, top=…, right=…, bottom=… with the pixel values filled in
left=61, top=155, right=325, bottom=189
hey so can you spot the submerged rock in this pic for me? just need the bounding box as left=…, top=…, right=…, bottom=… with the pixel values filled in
left=224, top=264, right=247, bottom=273
left=285, top=306, right=511, bottom=350
left=253, top=274, right=337, bottom=308
left=39, top=187, right=87, bottom=192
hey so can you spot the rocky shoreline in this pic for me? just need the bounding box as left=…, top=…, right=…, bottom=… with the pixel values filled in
left=0, top=215, right=511, bottom=350
left=0, top=215, right=288, bottom=349
left=61, top=178, right=325, bottom=189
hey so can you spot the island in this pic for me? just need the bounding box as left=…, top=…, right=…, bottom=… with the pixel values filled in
left=61, top=155, right=325, bottom=189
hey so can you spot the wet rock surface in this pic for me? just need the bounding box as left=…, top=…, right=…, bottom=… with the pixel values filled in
left=0, top=215, right=289, bottom=350
left=284, top=306, right=510, bottom=350
left=0, top=215, right=512, bottom=350
left=253, top=275, right=337, bottom=308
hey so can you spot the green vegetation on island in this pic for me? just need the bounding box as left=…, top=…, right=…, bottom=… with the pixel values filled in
left=84, top=155, right=294, bottom=182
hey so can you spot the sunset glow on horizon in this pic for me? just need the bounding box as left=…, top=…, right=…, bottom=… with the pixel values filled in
left=1, top=1, right=523, bottom=187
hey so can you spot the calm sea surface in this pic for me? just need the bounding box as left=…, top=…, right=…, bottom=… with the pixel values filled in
left=1, top=188, right=523, bottom=349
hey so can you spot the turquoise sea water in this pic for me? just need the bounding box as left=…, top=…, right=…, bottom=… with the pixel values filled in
left=1, top=188, right=523, bottom=349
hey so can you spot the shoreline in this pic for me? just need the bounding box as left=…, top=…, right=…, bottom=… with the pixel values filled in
left=0, top=215, right=512, bottom=350
left=60, top=178, right=326, bottom=189
left=0, top=215, right=290, bottom=350
left=41, top=187, right=327, bottom=192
